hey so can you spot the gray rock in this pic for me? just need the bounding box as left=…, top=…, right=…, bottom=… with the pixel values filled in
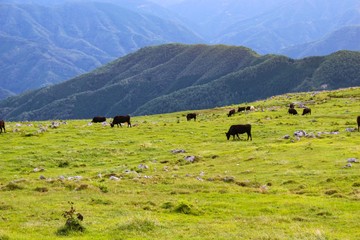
left=347, top=158, right=358, bottom=163
left=185, top=156, right=196, bottom=162
left=171, top=149, right=186, bottom=154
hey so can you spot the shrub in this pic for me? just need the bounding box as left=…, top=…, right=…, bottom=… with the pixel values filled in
left=56, top=202, right=85, bottom=236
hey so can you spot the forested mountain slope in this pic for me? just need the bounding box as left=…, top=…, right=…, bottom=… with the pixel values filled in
left=1, top=44, right=360, bottom=121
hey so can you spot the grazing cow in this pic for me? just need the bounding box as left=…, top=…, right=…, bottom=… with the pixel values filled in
left=302, top=108, right=311, bottom=115
left=238, top=107, right=246, bottom=112
left=110, top=115, right=131, bottom=127
left=0, top=120, right=5, bottom=133
left=357, top=116, right=360, bottom=132
left=289, top=103, right=295, bottom=109
left=225, top=124, right=252, bottom=141
left=92, top=116, right=106, bottom=123
left=186, top=113, right=197, bottom=121
left=288, top=108, right=298, bottom=115
left=227, top=109, right=236, bottom=117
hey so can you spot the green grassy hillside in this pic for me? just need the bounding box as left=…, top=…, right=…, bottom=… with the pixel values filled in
left=0, top=87, right=359, bottom=239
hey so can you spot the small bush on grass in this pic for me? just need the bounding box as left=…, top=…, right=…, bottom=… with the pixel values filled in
left=56, top=202, right=85, bottom=236
left=173, top=201, right=202, bottom=215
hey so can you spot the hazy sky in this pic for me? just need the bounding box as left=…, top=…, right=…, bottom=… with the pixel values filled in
left=148, top=0, right=185, bottom=6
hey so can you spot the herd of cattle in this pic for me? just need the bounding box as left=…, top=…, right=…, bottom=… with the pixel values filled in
left=188, top=103, right=359, bottom=141
left=1, top=106, right=359, bottom=141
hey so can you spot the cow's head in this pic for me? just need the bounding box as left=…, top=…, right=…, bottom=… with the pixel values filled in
left=225, top=132, right=230, bottom=140
left=110, top=122, right=114, bottom=127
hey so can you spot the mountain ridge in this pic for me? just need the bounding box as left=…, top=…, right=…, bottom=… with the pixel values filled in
left=1, top=44, right=360, bottom=121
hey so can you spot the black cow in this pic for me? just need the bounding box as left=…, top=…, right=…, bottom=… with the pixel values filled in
left=92, top=116, right=106, bottom=123
left=225, top=124, right=252, bottom=141
left=288, top=108, right=298, bottom=115
left=227, top=109, right=236, bottom=117
left=186, top=113, right=197, bottom=121
left=357, top=116, right=360, bottom=132
left=110, top=115, right=131, bottom=127
left=238, top=107, right=246, bottom=112
left=302, top=108, right=311, bottom=115
left=0, top=120, right=5, bottom=133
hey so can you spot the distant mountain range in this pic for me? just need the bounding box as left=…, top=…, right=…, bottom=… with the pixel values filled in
left=1, top=44, right=360, bottom=121
left=1, top=0, right=360, bottom=100
left=280, top=25, right=360, bottom=58
left=0, top=0, right=202, bottom=95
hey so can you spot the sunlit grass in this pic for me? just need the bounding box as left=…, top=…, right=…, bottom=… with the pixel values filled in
left=0, top=87, right=360, bottom=239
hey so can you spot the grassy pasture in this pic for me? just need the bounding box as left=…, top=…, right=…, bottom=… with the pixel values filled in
left=0, top=87, right=360, bottom=239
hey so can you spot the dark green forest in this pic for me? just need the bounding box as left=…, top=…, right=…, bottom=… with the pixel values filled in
left=1, top=44, right=360, bottom=121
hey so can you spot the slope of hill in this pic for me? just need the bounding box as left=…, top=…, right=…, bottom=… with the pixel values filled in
left=1, top=44, right=360, bottom=121
left=280, top=25, right=360, bottom=58
left=0, top=1, right=202, bottom=95
left=0, top=87, right=359, bottom=239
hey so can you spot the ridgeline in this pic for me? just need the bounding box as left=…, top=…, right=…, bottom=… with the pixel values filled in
left=1, top=44, right=360, bottom=121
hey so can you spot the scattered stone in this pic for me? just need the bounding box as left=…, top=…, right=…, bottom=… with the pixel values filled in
left=38, top=127, right=47, bottom=133
left=138, top=164, right=149, bottom=169
left=67, top=176, right=83, bottom=181
left=171, top=149, right=186, bottom=154
left=294, top=130, right=307, bottom=137
left=346, top=128, right=356, bottom=132
left=184, top=156, right=196, bottom=163
left=33, top=167, right=45, bottom=173
left=39, top=175, right=46, bottom=180
left=343, top=163, right=352, bottom=168
left=109, top=176, right=120, bottom=181
left=283, top=135, right=290, bottom=139
left=50, top=122, right=60, bottom=128
left=347, top=158, right=358, bottom=163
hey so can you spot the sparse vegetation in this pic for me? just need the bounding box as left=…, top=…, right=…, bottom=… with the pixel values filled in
left=0, top=87, right=359, bottom=239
